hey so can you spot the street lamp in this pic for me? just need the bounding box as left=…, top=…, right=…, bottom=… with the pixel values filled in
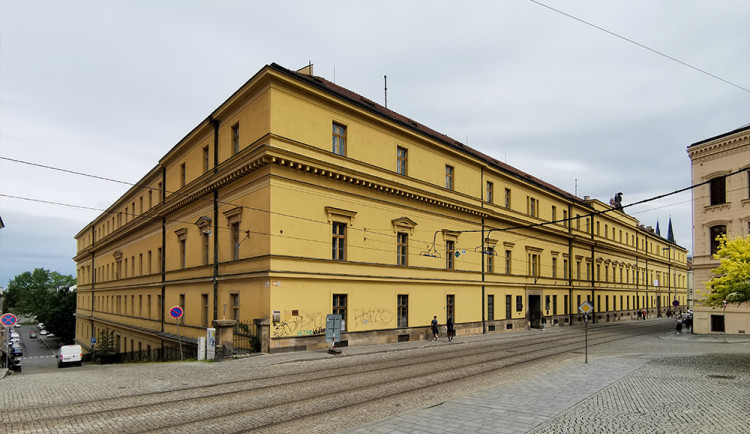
left=662, top=246, right=671, bottom=315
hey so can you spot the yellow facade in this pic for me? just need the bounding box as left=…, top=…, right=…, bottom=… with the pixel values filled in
left=74, top=63, right=689, bottom=353
left=688, top=124, right=750, bottom=334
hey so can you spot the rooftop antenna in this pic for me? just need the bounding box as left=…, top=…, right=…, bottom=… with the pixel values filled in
left=575, top=178, right=578, bottom=196
left=384, top=75, right=388, bottom=108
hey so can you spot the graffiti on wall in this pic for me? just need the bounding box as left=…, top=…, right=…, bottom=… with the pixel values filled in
left=272, top=311, right=326, bottom=337
left=354, top=308, right=393, bottom=328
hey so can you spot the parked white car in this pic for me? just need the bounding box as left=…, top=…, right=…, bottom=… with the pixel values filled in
left=58, top=345, right=83, bottom=368
left=39, top=330, right=48, bottom=335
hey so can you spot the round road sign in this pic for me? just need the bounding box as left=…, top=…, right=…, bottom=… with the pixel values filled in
left=1, top=313, right=18, bottom=327
left=169, top=306, right=184, bottom=320
left=672, top=300, right=679, bottom=307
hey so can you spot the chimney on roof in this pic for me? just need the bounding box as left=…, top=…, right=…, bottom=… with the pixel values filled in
left=583, top=196, right=590, bottom=200
left=297, top=63, right=314, bottom=76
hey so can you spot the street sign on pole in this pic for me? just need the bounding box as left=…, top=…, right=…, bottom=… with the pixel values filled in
left=1, top=313, right=17, bottom=327
left=578, top=302, right=592, bottom=364
left=169, top=306, right=184, bottom=360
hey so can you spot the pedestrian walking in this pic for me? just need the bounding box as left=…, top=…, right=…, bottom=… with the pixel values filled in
left=675, top=319, right=683, bottom=334
left=447, top=316, right=455, bottom=342
left=541, top=316, right=546, bottom=331
left=431, top=316, right=439, bottom=341
left=642, top=309, right=647, bottom=320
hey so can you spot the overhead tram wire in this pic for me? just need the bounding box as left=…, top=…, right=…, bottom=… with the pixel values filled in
left=529, top=0, right=750, bottom=95
left=2, top=156, right=746, bottom=251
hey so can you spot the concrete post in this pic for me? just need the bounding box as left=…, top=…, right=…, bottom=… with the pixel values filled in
left=211, top=319, right=236, bottom=361
left=254, top=318, right=270, bottom=353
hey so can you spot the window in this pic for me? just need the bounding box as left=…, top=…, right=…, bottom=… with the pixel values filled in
left=516, top=295, right=523, bottom=312
left=332, top=122, right=346, bottom=156
left=551, top=206, right=557, bottom=222
left=446, top=294, right=455, bottom=320
left=487, top=294, right=495, bottom=321
left=504, top=188, right=511, bottom=209
left=180, top=163, right=186, bottom=188
left=605, top=224, right=609, bottom=238
left=527, top=197, right=538, bottom=217
left=486, top=247, right=495, bottom=273
left=397, top=295, right=408, bottom=328
left=576, top=214, right=581, bottom=230
left=201, top=294, right=209, bottom=327
left=139, top=295, right=143, bottom=318
left=445, top=165, right=454, bottom=190
left=332, top=222, right=347, bottom=260
left=710, top=225, right=726, bottom=255
left=232, top=123, right=240, bottom=155
left=486, top=181, right=494, bottom=203
left=505, top=250, right=512, bottom=274
left=202, top=231, right=210, bottom=265
left=563, top=210, right=568, bottom=227
left=564, top=295, right=568, bottom=315
left=397, top=232, right=408, bottom=266
left=148, top=295, right=152, bottom=319
left=333, top=294, right=347, bottom=331
left=397, top=146, right=408, bottom=175
left=563, top=259, right=568, bottom=279
left=446, top=240, right=455, bottom=269
left=203, top=145, right=210, bottom=172
left=506, top=295, right=512, bottom=318
left=709, top=176, right=726, bottom=205
left=179, top=294, right=185, bottom=325
left=231, top=293, right=239, bottom=320
left=576, top=260, right=581, bottom=280
left=528, top=253, right=540, bottom=277
left=179, top=238, right=186, bottom=269
left=231, top=222, right=240, bottom=261
left=552, top=257, right=557, bottom=278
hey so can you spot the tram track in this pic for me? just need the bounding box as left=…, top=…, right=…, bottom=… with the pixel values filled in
left=4, top=321, right=664, bottom=433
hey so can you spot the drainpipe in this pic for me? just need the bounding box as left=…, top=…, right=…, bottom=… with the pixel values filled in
left=160, top=166, right=167, bottom=334
left=480, top=167, right=485, bottom=334
left=590, top=214, right=596, bottom=324
left=567, top=203, right=573, bottom=326
left=210, top=117, right=220, bottom=321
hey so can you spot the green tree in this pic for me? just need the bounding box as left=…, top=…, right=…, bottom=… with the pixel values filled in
left=703, top=235, right=750, bottom=307
left=94, top=328, right=117, bottom=364
left=37, top=286, right=77, bottom=343
left=5, top=268, right=75, bottom=315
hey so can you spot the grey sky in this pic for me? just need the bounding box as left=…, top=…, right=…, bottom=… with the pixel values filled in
left=1, top=1, right=749, bottom=287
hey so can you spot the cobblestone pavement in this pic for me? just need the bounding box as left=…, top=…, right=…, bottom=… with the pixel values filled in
left=2, top=319, right=748, bottom=433
left=345, top=325, right=750, bottom=434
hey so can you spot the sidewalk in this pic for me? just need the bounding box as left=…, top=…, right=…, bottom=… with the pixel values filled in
left=343, top=321, right=750, bottom=433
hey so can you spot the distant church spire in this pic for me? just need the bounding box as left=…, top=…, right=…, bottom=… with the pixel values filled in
left=655, top=220, right=661, bottom=236
left=667, top=217, right=675, bottom=243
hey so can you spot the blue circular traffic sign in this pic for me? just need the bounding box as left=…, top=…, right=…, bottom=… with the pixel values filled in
left=1, top=313, right=18, bottom=327
left=169, top=306, right=184, bottom=320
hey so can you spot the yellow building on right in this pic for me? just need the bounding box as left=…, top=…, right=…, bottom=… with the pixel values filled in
left=688, top=123, right=750, bottom=334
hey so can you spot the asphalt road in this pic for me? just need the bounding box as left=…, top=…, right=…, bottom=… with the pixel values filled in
left=7, top=325, right=60, bottom=374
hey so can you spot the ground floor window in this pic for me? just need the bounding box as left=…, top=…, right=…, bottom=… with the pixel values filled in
left=446, top=294, right=455, bottom=320
left=488, top=295, right=494, bottom=321
left=333, top=294, right=347, bottom=331
left=710, top=315, right=725, bottom=332
left=397, top=294, right=408, bottom=328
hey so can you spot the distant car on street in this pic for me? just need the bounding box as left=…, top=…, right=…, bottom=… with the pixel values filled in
left=47, top=333, right=55, bottom=338
left=40, top=330, right=48, bottom=335
left=11, top=345, right=22, bottom=357
left=29, top=331, right=38, bottom=339
left=14, top=323, right=21, bottom=328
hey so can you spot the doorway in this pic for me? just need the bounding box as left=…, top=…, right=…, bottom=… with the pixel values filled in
left=529, top=294, right=542, bottom=328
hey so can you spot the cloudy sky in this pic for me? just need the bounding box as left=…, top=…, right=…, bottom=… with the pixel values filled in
left=1, top=1, right=749, bottom=288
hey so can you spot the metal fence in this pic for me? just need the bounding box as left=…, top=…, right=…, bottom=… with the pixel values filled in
left=87, top=343, right=198, bottom=364
left=233, top=320, right=260, bottom=354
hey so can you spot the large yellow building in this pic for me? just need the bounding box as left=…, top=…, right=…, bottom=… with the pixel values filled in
left=688, top=123, right=750, bottom=334
left=73, top=63, right=688, bottom=354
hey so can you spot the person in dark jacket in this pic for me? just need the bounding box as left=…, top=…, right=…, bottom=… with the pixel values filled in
left=447, top=316, right=456, bottom=342
left=431, top=316, right=439, bottom=341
